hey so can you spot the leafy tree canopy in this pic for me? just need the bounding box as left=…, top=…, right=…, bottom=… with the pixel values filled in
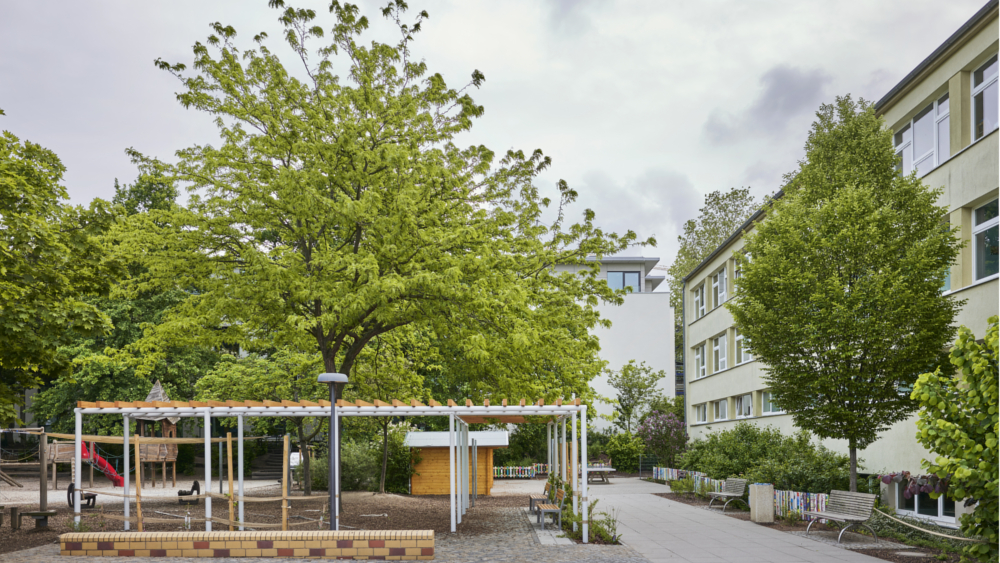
left=607, top=360, right=665, bottom=434
left=913, top=317, right=998, bottom=561
left=0, top=130, right=117, bottom=425
left=728, top=95, right=962, bottom=490
left=115, top=1, right=647, bottom=405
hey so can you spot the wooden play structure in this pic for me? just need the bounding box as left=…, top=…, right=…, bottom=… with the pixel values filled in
left=405, top=431, right=506, bottom=496
left=134, top=380, right=180, bottom=487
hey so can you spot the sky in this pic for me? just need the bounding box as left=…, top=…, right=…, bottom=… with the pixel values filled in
left=0, top=0, right=989, bottom=284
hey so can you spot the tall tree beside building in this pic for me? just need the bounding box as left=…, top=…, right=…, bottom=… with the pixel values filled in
left=728, top=95, right=962, bottom=491
left=664, top=188, right=758, bottom=356
left=607, top=360, right=665, bottom=433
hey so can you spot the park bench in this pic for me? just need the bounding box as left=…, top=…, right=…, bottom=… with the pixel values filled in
left=804, top=490, right=878, bottom=544
left=18, top=510, right=58, bottom=529
left=536, top=488, right=566, bottom=531
left=67, top=483, right=97, bottom=509
left=529, top=482, right=552, bottom=513
left=707, top=478, right=748, bottom=512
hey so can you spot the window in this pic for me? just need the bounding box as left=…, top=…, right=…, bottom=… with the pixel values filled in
left=713, top=334, right=727, bottom=372
left=694, top=344, right=706, bottom=379
left=735, top=329, right=752, bottom=364
left=693, top=284, right=705, bottom=319
left=896, top=483, right=956, bottom=522
left=973, top=55, right=998, bottom=141
left=762, top=391, right=784, bottom=414
left=711, top=268, right=727, bottom=307
left=895, top=93, right=950, bottom=176
left=608, top=271, right=640, bottom=293
left=735, top=393, right=752, bottom=418
left=694, top=404, right=707, bottom=423
left=713, top=399, right=728, bottom=421
left=974, top=199, right=999, bottom=280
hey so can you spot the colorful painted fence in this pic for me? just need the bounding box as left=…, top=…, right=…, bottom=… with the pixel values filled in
left=652, top=467, right=707, bottom=481
left=494, top=466, right=535, bottom=479
left=775, top=489, right=828, bottom=521
left=534, top=463, right=549, bottom=474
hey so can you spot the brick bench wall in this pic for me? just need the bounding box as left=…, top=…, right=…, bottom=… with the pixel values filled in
left=59, top=530, right=434, bottom=560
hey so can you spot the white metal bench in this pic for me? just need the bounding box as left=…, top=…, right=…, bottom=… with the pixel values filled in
left=536, top=488, right=566, bottom=530
left=707, top=478, right=748, bottom=512
left=804, top=490, right=878, bottom=544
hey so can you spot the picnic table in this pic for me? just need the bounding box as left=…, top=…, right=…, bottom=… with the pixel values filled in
left=587, top=466, right=614, bottom=484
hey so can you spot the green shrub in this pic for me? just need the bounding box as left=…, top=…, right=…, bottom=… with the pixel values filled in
left=668, top=476, right=694, bottom=494
left=605, top=432, right=644, bottom=472
left=299, top=424, right=418, bottom=494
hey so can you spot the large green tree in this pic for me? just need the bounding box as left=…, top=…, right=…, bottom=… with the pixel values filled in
left=664, top=187, right=758, bottom=355
left=0, top=128, right=117, bottom=426
left=607, top=360, right=665, bottom=434
left=912, top=318, right=998, bottom=562
left=728, top=95, right=962, bottom=490
left=115, top=2, right=644, bottom=402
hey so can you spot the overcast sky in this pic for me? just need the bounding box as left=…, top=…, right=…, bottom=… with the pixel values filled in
left=0, top=0, right=988, bottom=282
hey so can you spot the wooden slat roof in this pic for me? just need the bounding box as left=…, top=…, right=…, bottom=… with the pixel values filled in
left=77, top=398, right=582, bottom=409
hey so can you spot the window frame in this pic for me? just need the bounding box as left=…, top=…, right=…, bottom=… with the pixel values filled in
left=713, top=334, right=727, bottom=372
left=734, top=393, right=752, bottom=419
left=973, top=198, right=999, bottom=282
left=711, top=268, right=727, bottom=308
left=894, top=93, right=950, bottom=177
left=608, top=270, right=641, bottom=293
left=694, top=403, right=707, bottom=423
left=972, top=54, right=999, bottom=142
left=713, top=399, right=728, bottom=421
left=694, top=344, right=706, bottom=379
left=693, top=284, right=705, bottom=319
left=761, top=390, right=784, bottom=415
left=894, top=483, right=957, bottom=524
left=735, top=328, right=752, bottom=365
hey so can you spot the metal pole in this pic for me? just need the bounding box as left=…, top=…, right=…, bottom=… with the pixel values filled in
left=333, top=406, right=340, bottom=531
left=561, top=416, right=567, bottom=484
left=238, top=415, right=244, bottom=531
left=459, top=423, right=465, bottom=520
left=449, top=414, right=455, bottom=533
left=328, top=383, right=336, bottom=530
left=123, top=416, right=130, bottom=531
left=204, top=408, right=212, bottom=531
left=74, top=408, right=81, bottom=525
left=218, top=439, right=223, bottom=495
left=472, top=438, right=477, bottom=507
left=39, top=431, right=47, bottom=512
left=582, top=406, right=588, bottom=544
left=546, top=423, right=551, bottom=475
left=571, top=398, right=578, bottom=531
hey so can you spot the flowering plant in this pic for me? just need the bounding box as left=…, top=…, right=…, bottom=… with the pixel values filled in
left=636, top=411, right=687, bottom=467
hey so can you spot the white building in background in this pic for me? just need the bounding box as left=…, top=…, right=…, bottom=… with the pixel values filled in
left=556, top=255, right=674, bottom=430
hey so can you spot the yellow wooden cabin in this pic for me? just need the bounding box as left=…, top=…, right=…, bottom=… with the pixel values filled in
left=405, top=431, right=508, bottom=496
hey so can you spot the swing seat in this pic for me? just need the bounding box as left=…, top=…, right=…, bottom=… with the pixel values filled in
left=179, top=480, right=201, bottom=505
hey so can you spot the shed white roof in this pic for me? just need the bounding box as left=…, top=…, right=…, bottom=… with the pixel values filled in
left=404, top=431, right=509, bottom=448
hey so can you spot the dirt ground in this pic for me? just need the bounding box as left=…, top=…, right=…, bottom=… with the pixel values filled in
left=0, top=484, right=529, bottom=555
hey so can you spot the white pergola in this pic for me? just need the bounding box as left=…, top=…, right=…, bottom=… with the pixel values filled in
left=73, top=398, right=592, bottom=541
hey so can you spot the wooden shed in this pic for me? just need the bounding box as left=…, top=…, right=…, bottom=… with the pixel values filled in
left=405, top=431, right=508, bottom=496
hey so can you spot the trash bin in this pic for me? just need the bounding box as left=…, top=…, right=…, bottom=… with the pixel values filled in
left=749, top=484, right=774, bottom=523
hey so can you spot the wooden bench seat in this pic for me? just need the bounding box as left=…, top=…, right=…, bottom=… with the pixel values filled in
left=707, top=478, right=748, bottom=512
left=529, top=482, right=551, bottom=512
left=536, top=489, right=566, bottom=530
left=804, top=490, right=878, bottom=544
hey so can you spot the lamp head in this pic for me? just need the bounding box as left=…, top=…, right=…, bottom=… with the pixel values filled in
left=318, top=373, right=349, bottom=384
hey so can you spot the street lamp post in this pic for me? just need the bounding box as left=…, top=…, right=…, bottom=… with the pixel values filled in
left=318, top=373, right=348, bottom=531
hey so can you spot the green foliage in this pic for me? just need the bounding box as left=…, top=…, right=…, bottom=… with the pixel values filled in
left=644, top=396, right=685, bottom=423
left=115, top=1, right=646, bottom=408
left=781, top=509, right=802, bottom=525
left=301, top=423, right=417, bottom=494
left=728, top=95, right=962, bottom=490
left=636, top=411, right=687, bottom=468
left=666, top=187, right=759, bottom=354
left=604, top=432, right=644, bottom=473
left=607, top=360, right=665, bottom=433
left=493, top=423, right=546, bottom=467
left=863, top=509, right=970, bottom=556
left=560, top=498, right=623, bottom=544
left=0, top=131, right=118, bottom=425
left=678, top=422, right=857, bottom=494
left=913, top=317, right=998, bottom=562
left=668, top=476, right=695, bottom=494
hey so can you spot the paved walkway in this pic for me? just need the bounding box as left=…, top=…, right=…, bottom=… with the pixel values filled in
left=590, top=478, right=885, bottom=563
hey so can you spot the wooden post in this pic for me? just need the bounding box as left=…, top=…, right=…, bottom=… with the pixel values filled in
left=173, top=461, right=177, bottom=488
left=227, top=433, right=235, bottom=531
left=281, top=434, right=290, bottom=531
left=134, top=435, right=143, bottom=532
left=162, top=460, right=166, bottom=488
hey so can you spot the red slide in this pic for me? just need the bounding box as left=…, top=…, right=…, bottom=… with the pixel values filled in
left=81, top=442, right=125, bottom=487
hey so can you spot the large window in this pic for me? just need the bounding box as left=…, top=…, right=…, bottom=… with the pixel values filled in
left=973, top=55, right=998, bottom=141
left=713, top=334, right=727, bottom=372
left=762, top=391, right=784, bottom=414
left=694, top=344, right=706, bottom=379
left=895, top=93, right=950, bottom=177
left=712, top=268, right=727, bottom=307
left=735, top=329, right=752, bottom=364
left=896, top=483, right=956, bottom=522
left=974, top=199, right=999, bottom=280
left=608, top=271, right=640, bottom=293
left=694, top=404, right=707, bottom=423
left=693, top=284, right=705, bottom=319
left=713, top=399, right=728, bottom=421
left=735, top=393, right=752, bottom=418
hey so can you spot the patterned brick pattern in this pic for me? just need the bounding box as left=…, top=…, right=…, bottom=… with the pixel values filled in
left=59, top=530, right=434, bottom=560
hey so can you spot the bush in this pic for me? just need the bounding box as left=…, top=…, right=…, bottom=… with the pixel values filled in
left=636, top=411, right=687, bottom=468
left=298, top=441, right=380, bottom=492
left=605, top=432, right=644, bottom=472
left=668, top=476, right=694, bottom=494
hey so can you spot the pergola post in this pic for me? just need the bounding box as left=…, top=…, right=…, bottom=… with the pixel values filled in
left=74, top=408, right=81, bottom=525
left=546, top=422, right=551, bottom=475
left=237, top=415, right=244, bottom=531
left=581, top=406, right=588, bottom=543
left=333, top=407, right=340, bottom=531
left=571, top=402, right=578, bottom=531
left=448, top=413, right=456, bottom=533
left=203, top=408, right=212, bottom=531
left=123, top=415, right=130, bottom=531
left=561, top=416, right=567, bottom=484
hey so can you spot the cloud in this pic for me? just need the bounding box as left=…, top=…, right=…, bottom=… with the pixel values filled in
left=703, top=64, right=832, bottom=144
left=545, top=0, right=598, bottom=34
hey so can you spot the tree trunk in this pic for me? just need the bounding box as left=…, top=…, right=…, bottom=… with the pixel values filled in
left=298, top=423, right=311, bottom=496
left=379, top=421, right=389, bottom=494
left=849, top=442, right=858, bottom=492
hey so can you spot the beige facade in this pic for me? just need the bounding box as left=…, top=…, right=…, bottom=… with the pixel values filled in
left=682, top=3, right=998, bottom=527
